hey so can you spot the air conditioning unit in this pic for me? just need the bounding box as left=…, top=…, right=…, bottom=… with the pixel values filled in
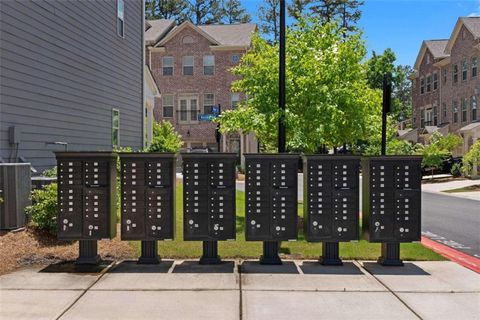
left=0, top=163, right=31, bottom=230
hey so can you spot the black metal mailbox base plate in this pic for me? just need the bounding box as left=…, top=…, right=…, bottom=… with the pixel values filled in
left=138, top=241, right=160, bottom=264
left=319, top=242, right=343, bottom=266
left=378, top=243, right=404, bottom=266
left=75, top=240, right=101, bottom=265
left=199, top=241, right=222, bottom=265
left=260, top=241, right=282, bottom=265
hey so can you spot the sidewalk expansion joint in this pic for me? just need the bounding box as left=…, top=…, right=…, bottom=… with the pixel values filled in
left=238, top=260, right=243, bottom=320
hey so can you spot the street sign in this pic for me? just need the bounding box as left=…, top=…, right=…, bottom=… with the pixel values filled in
left=198, top=114, right=216, bottom=121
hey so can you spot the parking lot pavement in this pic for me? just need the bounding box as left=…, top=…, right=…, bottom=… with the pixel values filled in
left=1, top=260, right=479, bottom=320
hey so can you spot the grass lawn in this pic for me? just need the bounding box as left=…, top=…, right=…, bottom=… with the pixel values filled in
left=443, top=185, right=480, bottom=193
left=132, top=184, right=444, bottom=261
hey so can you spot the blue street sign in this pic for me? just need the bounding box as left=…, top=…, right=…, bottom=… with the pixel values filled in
left=198, top=114, right=216, bottom=121
left=212, top=106, right=220, bottom=115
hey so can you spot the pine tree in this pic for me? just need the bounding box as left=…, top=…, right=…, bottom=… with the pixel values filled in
left=185, top=0, right=224, bottom=25
left=258, top=0, right=280, bottom=43
left=221, top=0, right=251, bottom=24
left=145, top=0, right=188, bottom=23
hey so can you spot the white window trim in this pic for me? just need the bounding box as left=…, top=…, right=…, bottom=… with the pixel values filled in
left=162, top=94, right=174, bottom=118
left=183, top=56, right=194, bottom=76
left=117, top=0, right=125, bottom=38
left=203, top=55, right=215, bottom=75
left=178, top=94, right=199, bottom=124
left=162, top=56, right=174, bottom=76
left=112, top=108, right=120, bottom=147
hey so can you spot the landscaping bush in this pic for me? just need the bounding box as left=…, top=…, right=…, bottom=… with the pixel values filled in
left=462, top=140, right=480, bottom=177
left=25, top=183, right=58, bottom=235
left=450, top=162, right=462, bottom=177
left=146, top=121, right=183, bottom=153
left=42, top=166, right=57, bottom=178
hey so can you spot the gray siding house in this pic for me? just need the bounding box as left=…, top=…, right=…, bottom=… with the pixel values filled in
left=0, top=0, right=145, bottom=173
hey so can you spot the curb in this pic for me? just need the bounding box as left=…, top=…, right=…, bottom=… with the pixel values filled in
left=421, top=236, right=480, bottom=273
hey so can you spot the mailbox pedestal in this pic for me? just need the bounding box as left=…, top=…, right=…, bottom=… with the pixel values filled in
left=362, top=156, right=422, bottom=266
left=303, top=155, right=360, bottom=265
left=55, top=152, right=117, bottom=265
left=182, top=153, right=237, bottom=264
left=245, top=154, right=299, bottom=265
left=119, top=153, right=176, bottom=264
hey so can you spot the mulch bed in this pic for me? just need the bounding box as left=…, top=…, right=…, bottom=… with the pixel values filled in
left=0, top=225, right=135, bottom=276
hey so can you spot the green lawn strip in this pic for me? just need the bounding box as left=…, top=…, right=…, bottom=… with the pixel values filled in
left=131, top=184, right=444, bottom=261
left=443, top=185, right=480, bottom=193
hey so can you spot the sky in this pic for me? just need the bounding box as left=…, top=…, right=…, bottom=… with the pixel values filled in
left=242, top=0, right=480, bottom=66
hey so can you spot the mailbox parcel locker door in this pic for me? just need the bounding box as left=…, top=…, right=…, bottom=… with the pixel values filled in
left=271, top=189, right=297, bottom=239
left=83, top=188, right=109, bottom=238
left=146, top=188, right=174, bottom=239
left=58, top=187, right=83, bottom=238
left=394, top=190, right=421, bottom=241
left=208, top=189, right=235, bottom=239
left=246, top=187, right=271, bottom=240
left=332, top=189, right=359, bottom=240
left=121, top=187, right=146, bottom=240
left=184, top=186, right=209, bottom=240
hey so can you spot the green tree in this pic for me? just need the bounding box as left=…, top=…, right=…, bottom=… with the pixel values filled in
left=462, top=140, right=480, bottom=177
left=147, top=121, right=183, bottom=153
left=217, top=19, right=380, bottom=153
left=419, top=132, right=462, bottom=178
left=257, top=0, right=280, bottom=43
left=221, top=0, right=251, bottom=24
left=366, top=48, right=397, bottom=90
left=185, top=0, right=223, bottom=25
left=145, top=0, right=188, bottom=22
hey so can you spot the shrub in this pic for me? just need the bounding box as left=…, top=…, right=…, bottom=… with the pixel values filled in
left=25, top=183, right=58, bottom=235
left=462, top=140, right=480, bottom=177
left=42, top=166, right=57, bottom=177
left=451, top=162, right=462, bottom=177
left=146, top=121, right=183, bottom=153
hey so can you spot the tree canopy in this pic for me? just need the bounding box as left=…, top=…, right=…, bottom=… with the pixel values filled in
left=217, top=19, right=380, bottom=153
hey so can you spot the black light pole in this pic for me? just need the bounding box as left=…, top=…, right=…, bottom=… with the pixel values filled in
left=261, top=0, right=286, bottom=265
left=215, top=104, right=222, bottom=152
left=378, top=73, right=402, bottom=266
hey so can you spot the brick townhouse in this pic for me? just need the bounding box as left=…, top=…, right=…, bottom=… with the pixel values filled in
left=411, top=17, right=480, bottom=155
left=144, top=19, right=258, bottom=155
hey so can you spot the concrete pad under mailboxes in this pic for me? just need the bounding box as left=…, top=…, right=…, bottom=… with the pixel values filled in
left=396, top=292, right=480, bottom=320
left=0, top=290, right=83, bottom=320
left=240, top=260, right=299, bottom=274
left=241, top=261, right=386, bottom=292
left=0, top=266, right=103, bottom=290
left=361, top=261, right=480, bottom=292
left=109, top=260, right=174, bottom=273
left=92, top=260, right=239, bottom=290
left=60, top=290, right=239, bottom=320
left=242, top=291, right=417, bottom=320
left=173, top=260, right=235, bottom=273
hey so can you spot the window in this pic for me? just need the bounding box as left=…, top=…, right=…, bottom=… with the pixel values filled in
left=472, top=95, right=478, bottom=121
left=162, top=94, right=174, bottom=118
left=472, top=57, right=477, bottom=78
left=413, top=109, right=417, bottom=128
left=462, top=98, right=468, bottom=122
left=426, top=75, right=431, bottom=92
left=162, top=56, right=174, bottom=76
left=433, top=105, right=438, bottom=126
left=203, top=55, right=215, bottom=75
left=442, top=102, right=447, bottom=121
left=178, top=95, right=198, bottom=123
left=453, top=64, right=458, bottom=83
left=462, top=59, right=468, bottom=81
left=112, top=109, right=120, bottom=147
left=420, top=77, right=425, bottom=94
left=231, top=93, right=240, bottom=109
left=453, top=101, right=458, bottom=123
left=443, top=68, right=448, bottom=84
left=433, top=72, right=438, bottom=91
left=183, top=56, right=194, bottom=75
left=203, top=93, right=215, bottom=114
left=420, top=109, right=425, bottom=128
left=116, top=0, right=124, bottom=37
left=231, top=55, right=240, bottom=64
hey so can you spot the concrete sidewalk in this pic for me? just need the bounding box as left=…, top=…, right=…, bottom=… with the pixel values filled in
left=422, top=179, right=480, bottom=201
left=1, top=260, right=479, bottom=320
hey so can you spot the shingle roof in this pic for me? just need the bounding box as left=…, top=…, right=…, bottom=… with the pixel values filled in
left=424, top=40, right=449, bottom=59
left=197, top=23, right=257, bottom=46
left=461, top=17, right=480, bottom=38
left=145, top=19, right=176, bottom=45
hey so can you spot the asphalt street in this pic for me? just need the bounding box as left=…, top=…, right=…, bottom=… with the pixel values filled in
left=237, top=174, right=480, bottom=258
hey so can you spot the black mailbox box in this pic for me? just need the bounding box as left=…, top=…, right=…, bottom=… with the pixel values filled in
left=362, top=156, right=422, bottom=242
left=182, top=153, right=237, bottom=241
left=244, top=154, right=299, bottom=241
left=55, top=152, right=117, bottom=240
left=303, top=155, right=360, bottom=242
left=119, top=153, right=176, bottom=241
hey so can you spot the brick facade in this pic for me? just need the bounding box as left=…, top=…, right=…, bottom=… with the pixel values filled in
left=412, top=18, right=480, bottom=154
left=146, top=23, right=250, bottom=152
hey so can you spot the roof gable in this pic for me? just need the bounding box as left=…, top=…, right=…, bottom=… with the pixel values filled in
left=445, top=17, right=480, bottom=54
left=145, top=19, right=176, bottom=45
left=155, top=21, right=220, bottom=47
left=414, top=40, right=448, bottom=70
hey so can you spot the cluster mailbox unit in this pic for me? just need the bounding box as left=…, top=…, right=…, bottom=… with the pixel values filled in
left=119, top=153, right=176, bottom=264
left=182, top=153, right=237, bottom=264
left=244, top=154, right=298, bottom=264
left=55, top=152, right=117, bottom=264
left=362, top=156, right=423, bottom=265
left=303, top=155, right=360, bottom=265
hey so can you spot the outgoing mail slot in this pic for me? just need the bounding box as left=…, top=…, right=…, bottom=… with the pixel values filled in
left=362, top=156, right=422, bottom=242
